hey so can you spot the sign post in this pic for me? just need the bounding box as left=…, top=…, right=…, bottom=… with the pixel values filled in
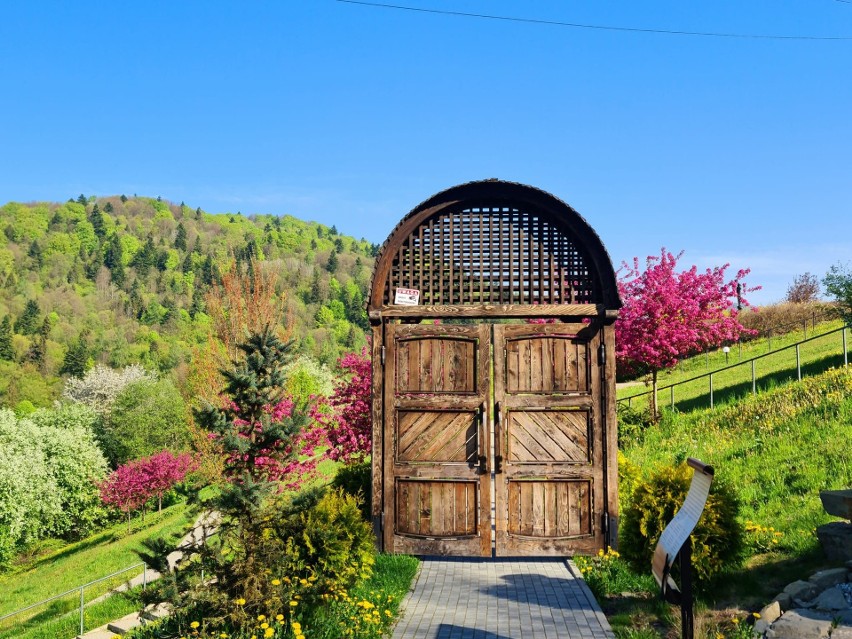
left=651, top=458, right=714, bottom=639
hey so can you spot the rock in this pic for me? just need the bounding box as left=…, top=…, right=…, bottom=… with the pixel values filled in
left=846, top=559, right=852, bottom=571
left=759, top=601, right=782, bottom=624
left=793, top=598, right=816, bottom=609
left=774, top=592, right=792, bottom=610
left=819, top=489, right=852, bottom=520
left=783, top=580, right=819, bottom=602
left=817, top=522, right=852, bottom=563
left=813, top=586, right=850, bottom=611
left=809, top=568, right=849, bottom=588
left=765, top=609, right=834, bottom=639
left=831, top=628, right=852, bottom=639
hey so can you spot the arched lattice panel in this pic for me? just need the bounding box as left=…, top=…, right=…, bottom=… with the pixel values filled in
left=381, top=203, right=599, bottom=307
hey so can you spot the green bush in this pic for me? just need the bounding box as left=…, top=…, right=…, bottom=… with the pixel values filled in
left=619, top=462, right=744, bottom=584
left=617, top=403, right=654, bottom=446
left=275, top=487, right=375, bottom=601
left=331, top=460, right=372, bottom=521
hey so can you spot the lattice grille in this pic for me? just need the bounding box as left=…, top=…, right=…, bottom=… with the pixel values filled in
left=383, top=204, right=598, bottom=306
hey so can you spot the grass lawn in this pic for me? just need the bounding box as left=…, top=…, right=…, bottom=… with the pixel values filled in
left=0, top=501, right=196, bottom=633
left=603, top=366, right=852, bottom=638
left=617, top=318, right=848, bottom=413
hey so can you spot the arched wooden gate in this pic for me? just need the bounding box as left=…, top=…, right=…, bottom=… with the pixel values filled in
left=368, top=180, right=621, bottom=557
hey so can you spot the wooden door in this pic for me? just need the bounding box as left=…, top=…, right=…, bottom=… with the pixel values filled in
left=384, top=323, right=492, bottom=556
left=493, top=324, right=605, bottom=556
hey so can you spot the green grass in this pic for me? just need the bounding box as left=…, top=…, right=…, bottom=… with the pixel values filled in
left=618, top=319, right=848, bottom=413
left=0, top=502, right=196, bottom=632
left=0, top=586, right=142, bottom=639
left=603, top=366, right=852, bottom=638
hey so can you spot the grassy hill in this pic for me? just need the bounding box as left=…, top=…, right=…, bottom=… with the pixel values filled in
left=606, top=366, right=852, bottom=637
left=617, top=315, right=848, bottom=414
left=0, top=196, right=378, bottom=410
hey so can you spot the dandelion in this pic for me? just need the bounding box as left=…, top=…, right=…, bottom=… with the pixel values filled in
left=753, top=612, right=761, bottom=619
left=271, top=579, right=281, bottom=586
left=276, top=614, right=284, bottom=621
left=261, top=622, right=269, bottom=629
left=264, top=629, right=274, bottom=638
left=257, top=615, right=266, bottom=622
left=190, top=621, right=200, bottom=629
left=290, top=600, right=299, bottom=607
left=236, top=598, right=246, bottom=606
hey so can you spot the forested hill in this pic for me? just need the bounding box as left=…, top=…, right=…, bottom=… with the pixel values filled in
left=0, top=195, right=378, bottom=410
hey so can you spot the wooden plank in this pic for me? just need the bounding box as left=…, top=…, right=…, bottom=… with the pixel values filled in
left=532, top=482, right=545, bottom=536
left=530, top=339, right=543, bottom=392
left=371, top=323, right=384, bottom=547
left=557, top=483, right=571, bottom=536
left=379, top=303, right=603, bottom=318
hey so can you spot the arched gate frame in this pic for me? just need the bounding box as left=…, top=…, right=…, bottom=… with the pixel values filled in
left=368, top=180, right=621, bottom=557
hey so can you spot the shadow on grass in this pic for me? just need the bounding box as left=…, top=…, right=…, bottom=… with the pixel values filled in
left=704, top=545, right=829, bottom=610
left=669, top=352, right=847, bottom=414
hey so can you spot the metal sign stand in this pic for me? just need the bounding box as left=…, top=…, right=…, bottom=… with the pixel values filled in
left=652, top=458, right=714, bottom=639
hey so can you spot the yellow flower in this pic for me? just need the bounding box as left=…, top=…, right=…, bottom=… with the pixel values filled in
left=296, top=635, right=305, bottom=639
left=235, top=598, right=246, bottom=606
left=271, top=579, right=281, bottom=586
left=264, top=629, right=274, bottom=638
left=753, top=612, right=761, bottom=619
left=190, top=621, right=200, bottom=629
left=257, top=615, right=266, bottom=621
left=261, top=622, right=269, bottom=629
left=291, top=622, right=301, bottom=632
left=732, top=617, right=740, bottom=625
left=290, top=600, right=299, bottom=607
left=276, top=614, right=284, bottom=621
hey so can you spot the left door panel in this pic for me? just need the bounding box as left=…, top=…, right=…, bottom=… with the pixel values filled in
left=384, top=323, right=491, bottom=556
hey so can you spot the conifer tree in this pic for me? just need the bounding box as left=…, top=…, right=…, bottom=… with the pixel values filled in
left=326, top=250, right=338, bottom=273
left=90, top=204, right=106, bottom=238
left=174, top=222, right=187, bottom=251
left=59, top=332, right=90, bottom=377
left=0, top=315, right=13, bottom=360
left=15, top=300, right=41, bottom=335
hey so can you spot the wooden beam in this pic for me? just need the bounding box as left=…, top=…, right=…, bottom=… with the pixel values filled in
left=377, top=303, right=606, bottom=319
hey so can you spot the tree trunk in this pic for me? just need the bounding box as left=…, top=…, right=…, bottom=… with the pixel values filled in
left=651, top=369, right=659, bottom=422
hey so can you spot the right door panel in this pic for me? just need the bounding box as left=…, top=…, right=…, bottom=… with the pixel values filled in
left=494, top=324, right=605, bottom=556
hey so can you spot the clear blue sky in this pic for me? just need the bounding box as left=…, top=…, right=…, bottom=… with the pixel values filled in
left=2, top=1, right=850, bottom=304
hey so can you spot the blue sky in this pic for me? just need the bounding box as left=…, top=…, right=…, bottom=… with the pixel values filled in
left=1, top=1, right=850, bottom=304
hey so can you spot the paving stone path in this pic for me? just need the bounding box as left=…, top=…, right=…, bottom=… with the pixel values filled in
left=391, top=558, right=615, bottom=639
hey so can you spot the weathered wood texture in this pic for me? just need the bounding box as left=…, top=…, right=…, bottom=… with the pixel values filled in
left=379, top=207, right=600, bottom=307
left=386, top=324, right=491, bottom=556
left=494, top=324, right=605, bottom=557
left=369, top=181, right=621, bottom=557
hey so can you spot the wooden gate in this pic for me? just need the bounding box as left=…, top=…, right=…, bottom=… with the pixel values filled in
left=369, top=180, right=621, bottom=557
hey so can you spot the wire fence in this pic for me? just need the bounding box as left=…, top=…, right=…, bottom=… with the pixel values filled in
left=0, top=562, right=150, bottom=636
left=618, top=324, right=849, bottom=413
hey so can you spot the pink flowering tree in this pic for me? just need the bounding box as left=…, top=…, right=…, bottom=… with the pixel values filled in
left=616, top=249, right=757, bottom=419
left=140, top=450, right=196, bottom=512
left=99, top=458, right=152, bottom=531
left=100, top=450, right=196, bottom=529
left=312, top=346, right=372, bottom=464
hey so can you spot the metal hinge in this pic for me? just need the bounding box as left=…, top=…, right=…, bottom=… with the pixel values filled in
left=602, top=511, right=609, bottom=537
left=599, top=343, right=606, bottom=366
left=381, top=345, right=386, bottom=365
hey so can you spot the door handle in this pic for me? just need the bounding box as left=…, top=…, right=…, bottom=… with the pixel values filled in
left=494, top=401, right=503, bottom=474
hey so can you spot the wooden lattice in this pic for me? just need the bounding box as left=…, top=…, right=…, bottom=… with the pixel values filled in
left=382, top=204, right=598, bottom=306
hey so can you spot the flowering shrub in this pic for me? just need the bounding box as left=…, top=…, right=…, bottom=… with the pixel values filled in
left=312, top=347, right=371, bottom=463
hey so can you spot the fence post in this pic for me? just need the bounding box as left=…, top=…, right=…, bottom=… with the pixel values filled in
left=803, top=319, right=807, bottom=339
left=768, top=328, right=772, bottom=351
left=844, top=326, right=848, bottom=368
left=796, top=344, right=801, bottom=381
left=143, top=564, right=147, bottom=590
left=628, top=396, right=632, bottom=408
left=671, top=385, right=675, bottom=409
left=709, top=373, right=714, bottom=409
left=79, top=586, right=85, bottom=636
left=752, top=360, right=756, bottom=395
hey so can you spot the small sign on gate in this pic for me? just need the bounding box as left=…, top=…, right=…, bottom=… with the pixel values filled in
left=394, top=288, right=420, bottom=306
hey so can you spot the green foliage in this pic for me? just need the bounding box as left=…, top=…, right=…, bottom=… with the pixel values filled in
left=823, top=261, right=852, bottom=323
left=574, top=549, right=657, bottom=601
left=331, top=460, right=372, bottom=521
left=283, top=355, right=334, bottom=408
left=14, top=300, right=41, bottom=335
left=0, top=316, right=13, bottom=361
left=619, top=462, right=744, bottom=584
left=106, top=377, right=189, bottom=466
